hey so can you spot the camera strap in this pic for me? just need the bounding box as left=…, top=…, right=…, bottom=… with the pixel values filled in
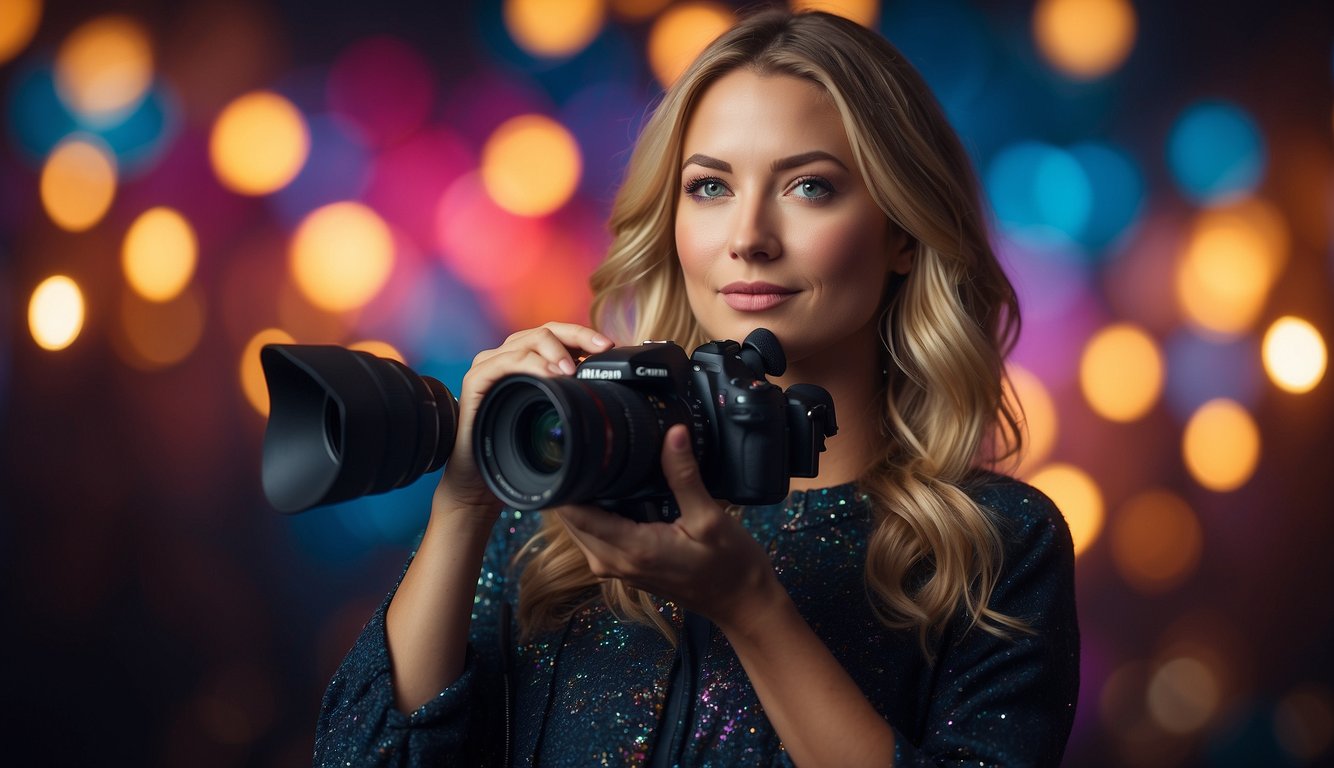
left=648, top=610, right=712, bottom=768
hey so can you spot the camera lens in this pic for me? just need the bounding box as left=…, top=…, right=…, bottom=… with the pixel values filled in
left=475, top=375, right=671, bottom=510
left=519, top=401, right=565, bottom=474
left=259, top=345, right=458, bottom=512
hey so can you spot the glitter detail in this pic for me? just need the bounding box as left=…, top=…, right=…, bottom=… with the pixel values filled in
left=314, top=476, right=1080, bottom=766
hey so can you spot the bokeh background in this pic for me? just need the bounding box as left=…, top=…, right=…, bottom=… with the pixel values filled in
left=2, top=0, right=1332, bottom=765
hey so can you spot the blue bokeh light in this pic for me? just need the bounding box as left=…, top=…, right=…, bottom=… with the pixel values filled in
left=6, top=61, right=79, bottom=166
left=359, top=263, right=504, bottom=379
left=559, top=80, right=647, bottom=208
left=268, top=113, right=373, bottom=228
left=96, top=82, right=181, bottom=177
left=5, top=60, right=178, bottom=177
left=1163, top=330, right=1263, bottom=421
left=1166, top=100, right=1266, bottom=205
left=1069, top=141, right=1145, bottom=252
left=987, top=141, right=1093, bottom=241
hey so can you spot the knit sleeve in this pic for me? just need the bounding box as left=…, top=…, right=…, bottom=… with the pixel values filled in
left=312, top=511, right=521, bottom=767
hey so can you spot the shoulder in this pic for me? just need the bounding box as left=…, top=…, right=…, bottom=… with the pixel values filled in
left=962, top=470, right=1074, bottom=560
left=963, top=470, right=1062, bottom=526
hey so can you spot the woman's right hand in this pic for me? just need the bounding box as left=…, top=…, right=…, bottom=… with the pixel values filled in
left=432, top=322, right=615, bottom=516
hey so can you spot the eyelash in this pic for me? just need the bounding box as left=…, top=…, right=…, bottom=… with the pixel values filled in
left=680, top=174, right=838, bottom=201
left=683, top=175, right=727, bottom=199
left=790, top=175, right=835, bottom=200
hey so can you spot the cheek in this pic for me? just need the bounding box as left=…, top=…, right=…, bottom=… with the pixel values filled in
left=792, top=211, right=892, bottom=291
left=674, top=211, right=723, bottom=287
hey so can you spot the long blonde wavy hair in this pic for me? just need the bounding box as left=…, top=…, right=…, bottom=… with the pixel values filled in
left=516, top=9, right=1029, bottom=651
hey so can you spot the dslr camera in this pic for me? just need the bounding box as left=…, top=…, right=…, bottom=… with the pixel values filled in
left=259, top=328, right=837, bottom=522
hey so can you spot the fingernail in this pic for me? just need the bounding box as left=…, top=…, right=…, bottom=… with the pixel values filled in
left=592, top=334, right=612, bottom=348
left=559, top=359, right=576, bottom=375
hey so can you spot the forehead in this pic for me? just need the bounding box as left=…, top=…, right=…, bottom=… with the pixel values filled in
left=681, top=69, right=851, bottom=159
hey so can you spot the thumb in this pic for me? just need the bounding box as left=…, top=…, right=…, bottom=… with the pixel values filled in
left=661, top=423, right=714, bottom=512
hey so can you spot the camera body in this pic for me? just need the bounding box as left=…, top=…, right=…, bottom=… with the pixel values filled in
left=475, top=329, right=838, bottom=522
left=258, top=328, right=837, bottom=521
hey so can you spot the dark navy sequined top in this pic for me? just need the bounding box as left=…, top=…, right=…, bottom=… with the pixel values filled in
left=315, top=475, right=1079, bottom=767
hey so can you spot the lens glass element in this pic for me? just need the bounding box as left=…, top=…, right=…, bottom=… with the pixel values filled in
left=519, top=401, right=565, bottom=473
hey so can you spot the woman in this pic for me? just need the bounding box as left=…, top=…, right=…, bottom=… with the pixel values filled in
left=316, top=9, right=1078, bottom=767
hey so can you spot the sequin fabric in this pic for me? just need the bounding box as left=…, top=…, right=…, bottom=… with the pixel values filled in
left=314, top=474, right=1079, bottom=767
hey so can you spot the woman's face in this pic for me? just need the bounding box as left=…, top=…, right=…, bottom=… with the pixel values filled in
left=674, top=69, right=911, bottom=370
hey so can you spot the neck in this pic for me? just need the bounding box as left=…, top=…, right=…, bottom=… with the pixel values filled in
left=775, top=322, right=886, bottom=492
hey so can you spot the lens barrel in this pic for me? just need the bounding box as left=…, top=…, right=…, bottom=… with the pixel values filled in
left=474, top=375, right=670, bottom=510
left=259, top=344, right=458, bottom=512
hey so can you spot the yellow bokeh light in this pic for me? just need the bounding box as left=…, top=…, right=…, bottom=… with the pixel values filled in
left=504, top=0, right=605, bottom=58
left=0, top=0, right=42, bottom=66
left=1147, top=656, right=1221, bottom=734
left=481, top=114, right=582, bottom=217
left=1032, top=0, right=1136, bottom=80
left=1263, top=316, right=1327, bottom=394
left=1002, top=363, right=1058, bottom=477
left=40, top=136, right=117, bottom=232
left=1176, top=198, right=1290, bottom=337
left=1182, top=398, right=1260, bottom=492
left=609, top=0, right=672, bottom=21
left=348, top=339, right=406, bottom=364
left=647, top=2, right=734, bottom=87
left=1028, top=463, right=1103, bottom=556
left=122, top=207, right=197, bottom=302
left=54, top=14, right=154, bottom=121
left=1110, top=490, right=1203, bottom=594
left=210, top=91, right=309, bottom=195
left=116, top=288, right=205, bottom=369
left=241, top=328, right=297, bottom=416
left=789, top=0, right=879, bottom=27
left=290, top=202, right=395, bottom=312
left=1080, top=323, right=1164, bottom=422
left=28, top=275, right=85, bottom=351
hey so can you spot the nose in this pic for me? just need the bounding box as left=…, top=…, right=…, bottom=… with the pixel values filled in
left=728, top=196, right=781, bottom=262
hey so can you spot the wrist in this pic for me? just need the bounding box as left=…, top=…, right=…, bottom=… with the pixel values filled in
left=428, top=496, right=502, bottom=542
left=714, top=571, right=798, bottom=647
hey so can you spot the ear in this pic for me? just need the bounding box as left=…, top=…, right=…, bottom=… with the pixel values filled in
left=887, top=226, right=916, bottom=276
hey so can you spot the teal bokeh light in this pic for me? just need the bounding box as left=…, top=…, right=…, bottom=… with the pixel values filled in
left=1069, top=142, right=1145, bottom=252
left=1167, top=100, right=1265, bottom=204
left=986, top=141, right=1093, bottom=241
left=6, top=60, right=178, bottom=177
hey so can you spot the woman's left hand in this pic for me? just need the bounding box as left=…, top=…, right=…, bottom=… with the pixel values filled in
left=553, top=423, right=782, bottom=626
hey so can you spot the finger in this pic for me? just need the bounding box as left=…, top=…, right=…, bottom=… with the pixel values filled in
left=476, top=324, right=614, bottom=374
left=534, top=321, right=615, bottom=354
left=554, top=506, right=643, bottom=579
left=516, top=323, right=615, bottom=372
left=660, top=424, right=719, bottom=525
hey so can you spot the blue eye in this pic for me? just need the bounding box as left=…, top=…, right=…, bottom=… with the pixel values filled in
left=685, top=177, right=729, bottom=199
left=792, top=177, right=833, bottom=200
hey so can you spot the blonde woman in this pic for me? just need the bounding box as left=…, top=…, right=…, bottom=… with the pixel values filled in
left=317, top=9, right=1078, bottom=767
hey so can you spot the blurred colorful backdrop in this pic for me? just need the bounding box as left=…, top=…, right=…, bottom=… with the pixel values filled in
left=2, top=0, right=1332, bottom=765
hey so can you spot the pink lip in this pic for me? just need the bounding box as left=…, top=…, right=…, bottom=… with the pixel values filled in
left=719, top=281, right=798, bottom=312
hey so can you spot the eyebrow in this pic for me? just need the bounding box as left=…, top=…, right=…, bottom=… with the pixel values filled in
left=772, top=150, right=848, bottom=172
left=680, top=151, right=849, bottom=174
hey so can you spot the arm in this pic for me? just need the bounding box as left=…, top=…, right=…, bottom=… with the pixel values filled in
left=313, top=323, right=615, bottom=765
left=891, top=483, right=1080, bottom=766
left=556, top=430, right=1079, bottom=768
left=386, top=322, right=613, bottom=711
left=313, top=520, right=508, bottom=767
